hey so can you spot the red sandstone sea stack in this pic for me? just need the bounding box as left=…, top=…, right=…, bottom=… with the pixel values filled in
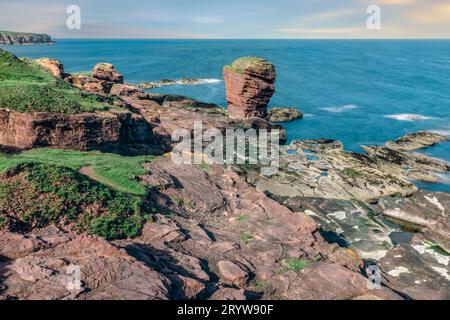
left=223, top=57, right=276, bottom=119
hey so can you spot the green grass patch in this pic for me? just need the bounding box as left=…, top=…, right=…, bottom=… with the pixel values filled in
left=0, top=163, right=153, bottom=240
left=254, top=280, right=268, bottom=290
left=197, top=163, right=210, bottom=172
left=342, top=168, right=363, bottom=179
left=284, top=258, right=309, bottom=272
left=237, top=214, right=249, bottom=222
left=224, top=57, right=274, bottom=75
left=0, top=49, right=112, bottom=113
left=0, top=148, right=153, bottom=196
left=173, top=196, right=185, bottom=207
left=239, top=232, right=253, bottom=244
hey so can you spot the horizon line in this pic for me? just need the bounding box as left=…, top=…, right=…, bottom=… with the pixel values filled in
left=51, top=37, right=450, bottom=40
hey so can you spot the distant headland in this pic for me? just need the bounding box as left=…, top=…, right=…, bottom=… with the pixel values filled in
left=0, top=31, right=54, bottom=45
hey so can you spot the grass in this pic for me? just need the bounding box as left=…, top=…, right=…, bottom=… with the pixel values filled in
left=0, top=148, right=154, bottom=196
left=224, top=57, right=274, bottom=75
left=237, top=214, right=249, bottom=222
left=254, top=280, right=268, bottom=290
left=0, top=49, right=112, bottom=113
left=284, top=258, right=309, bottom=272
left=0, top=163, right=153, bottom=240
left=239, top=232, right=253, bottom=244
left=197, top=163, right=210, bottom=172
left=173, top=196, right=185, bottom=207
left=342, top=168, right=363, bottom=179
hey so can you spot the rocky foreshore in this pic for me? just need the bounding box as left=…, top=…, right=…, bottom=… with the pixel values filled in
left=0, top=51, right=449, bottom=300
left=136, top=78, right=212, bottom=90
left=0, top=31, right=54, bottom=45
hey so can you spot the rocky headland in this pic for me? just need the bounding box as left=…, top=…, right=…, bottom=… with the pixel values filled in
left=0, top=50, right=449, bottom=300
left=0, top=31, right=54, bottom=45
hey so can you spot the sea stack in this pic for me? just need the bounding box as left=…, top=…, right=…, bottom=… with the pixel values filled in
left=223, top=57, right=276, bottom=119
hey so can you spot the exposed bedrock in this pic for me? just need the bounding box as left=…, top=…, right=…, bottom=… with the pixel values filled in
left=246, top=131, right=449, bottom=203
left=65, top=63, right=124, bottom=95
left=36, top=58, right=67, bottom=79
left=0, top=108, right=158, bottom=153
left=223, top=57, right=276, bottom=120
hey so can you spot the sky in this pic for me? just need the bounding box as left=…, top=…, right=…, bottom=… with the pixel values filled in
left=1, top=0, right=449, bottom=39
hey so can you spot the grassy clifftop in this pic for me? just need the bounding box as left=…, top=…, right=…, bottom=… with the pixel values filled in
left=0, top=163, right=152, bottom=240
left=0, top=49, right=111, bottom=113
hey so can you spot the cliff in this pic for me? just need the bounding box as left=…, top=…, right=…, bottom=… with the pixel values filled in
left=0, top=31, right=54, bottom=45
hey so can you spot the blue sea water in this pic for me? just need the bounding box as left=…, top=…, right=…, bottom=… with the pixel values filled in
left=2, top=39, right=450, bottom=191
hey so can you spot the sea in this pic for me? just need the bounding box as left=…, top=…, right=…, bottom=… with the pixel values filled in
left=2, top=39, right=450, bottom=192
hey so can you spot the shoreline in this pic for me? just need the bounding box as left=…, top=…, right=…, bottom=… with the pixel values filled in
left=0, top=48, right=449, bottom=300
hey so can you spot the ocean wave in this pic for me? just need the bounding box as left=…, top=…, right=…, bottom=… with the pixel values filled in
left=430, top=130, right=450, bottom=137
left=321, top=104, right=359, bottom=113
left=198, top=78, right=222, bottom=84
left=383, top=114, right=435, bottom=121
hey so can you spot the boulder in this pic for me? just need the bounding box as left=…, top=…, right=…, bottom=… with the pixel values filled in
left=110, top=83, right=139, bottom=97
left=223, top=57, right=275, bottom=119
left=268, top=107, right=303, bottom=122
left=92, top=63, right=124, bottom=84
left=65, top=75, right=112, bottom=95
left=217, top=260, right=249, bottom=287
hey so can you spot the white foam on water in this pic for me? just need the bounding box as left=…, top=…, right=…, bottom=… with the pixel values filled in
left=320, top=104, right=359, bottom=113
left=383, top=114, right=435, bottom=121
left=430, top=130, right=450, bottom=137
left=198, top=78, right=222, bottom=84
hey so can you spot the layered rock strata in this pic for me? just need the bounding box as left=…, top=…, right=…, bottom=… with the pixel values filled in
left=223, top=57, right=276, bottom=119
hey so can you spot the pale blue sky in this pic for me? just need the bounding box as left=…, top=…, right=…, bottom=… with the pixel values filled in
left=1, top=0, right=449, bottom=38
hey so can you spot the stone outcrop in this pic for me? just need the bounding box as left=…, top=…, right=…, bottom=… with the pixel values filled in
left=268, top=107, right=303, bottom=122
left=0, top=108, right=156, bottom=152
left=36, top=58, right=66, bottom=79
left=65, top=63, right=124, bottom=95
left=247, top=132, right=449, bottom=204
left=377, top=191, right=450, bottom=251
left=92, top=63, right=124, bottom=83
left=137, top=78, right=205, bottom=90
left=0, top=31, right=53, bottom=45
left=0, top=229, right=171, bottom=300
left=379, top=234, right=450, bottom=300
left=385, top=131, right=449, bottom=152
left=223, top=57, right=276, bottom=119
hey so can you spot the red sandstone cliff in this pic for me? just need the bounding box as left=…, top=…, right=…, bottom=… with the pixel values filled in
left=223, top=57, right=276, bottom=119
left=0, top=108, right=155, bottom=152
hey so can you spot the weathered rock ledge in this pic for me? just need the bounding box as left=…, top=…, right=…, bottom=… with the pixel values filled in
left=0, top=108, right=156, bottom=153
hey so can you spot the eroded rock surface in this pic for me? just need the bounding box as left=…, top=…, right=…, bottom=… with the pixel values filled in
left=224, top=57, right=276, bottom=119
left=268, top=107, right=303, bottom=123
left=36, top=58, right=66, bottom=79
left=0, top=108, right=158, bottom=153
